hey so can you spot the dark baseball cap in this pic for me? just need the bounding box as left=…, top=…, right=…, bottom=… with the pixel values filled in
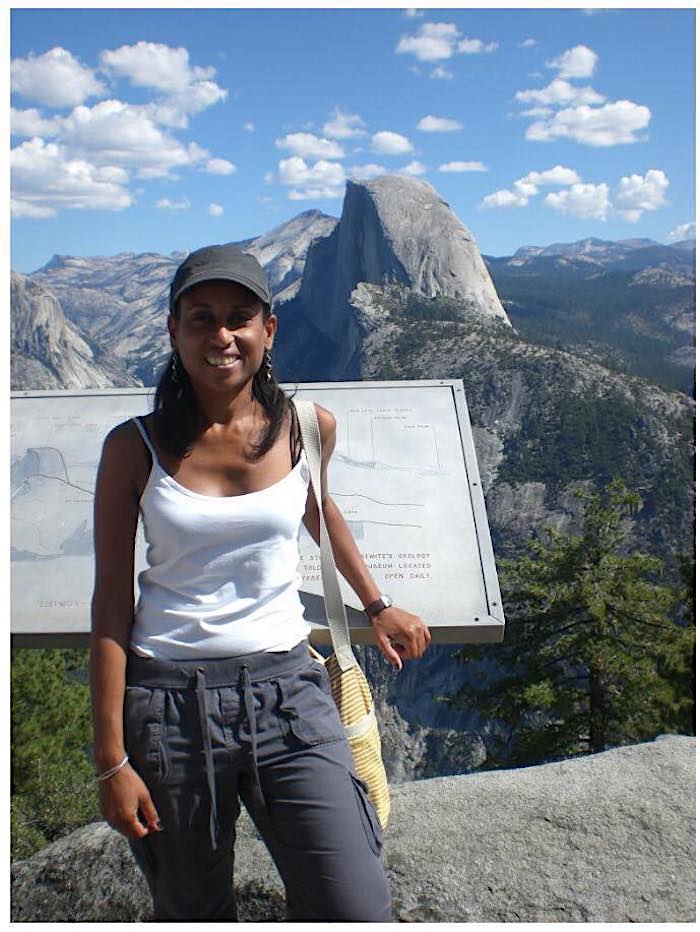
left=169, top=244, right=271, bottom=314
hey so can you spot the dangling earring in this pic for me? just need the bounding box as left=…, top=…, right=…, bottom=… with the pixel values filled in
left=170, top=350, right=184, bottom=399
left=169, top=351, right=180, bottom=384
left=264, top=348, right=273, bottom=383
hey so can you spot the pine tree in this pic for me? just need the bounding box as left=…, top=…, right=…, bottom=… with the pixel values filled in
left=453, top=480, right=692, bottom=768
left=11, top=649, right=98, bottom=859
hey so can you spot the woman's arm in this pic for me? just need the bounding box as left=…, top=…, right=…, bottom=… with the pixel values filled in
left=302, top=404, right=431, bottom=670
left=90, top=423, right=160, bottom=839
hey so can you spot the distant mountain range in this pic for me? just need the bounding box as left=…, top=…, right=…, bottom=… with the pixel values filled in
left=483, top=237, right=694, bottom=394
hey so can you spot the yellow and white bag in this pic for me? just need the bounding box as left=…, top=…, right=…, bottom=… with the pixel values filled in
left=294, top=399, right=391, bottom=829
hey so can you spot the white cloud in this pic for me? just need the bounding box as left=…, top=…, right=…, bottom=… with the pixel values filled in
left=458, top=38, right=498, bottom=54
left=11, top=137, right=133, bottom=216
left=518, top=165, right=581, bottom=189
left=288, top=187, right=345, bottom=201
left=100, top=41, right=215, bottom=93
left=518, top=106, right=553, bottom=118
left=11, top=47, right=106, bottom=108
left=156, top=197, right=190, bottom=210
left=209, top=203, right=224, bottom=216
left=11, top=107, right=62, bottom=137
left=526, top=100, right=651, bottom=146
left=400, top=160, right=427, bottom=176
left=397, top=21, right=496, bottom=63
left=520, top=38, right=538, bottom=48
left=349, top=163, right=388, bottom=180
left=60, top=100, right=201, bottom=177
left=244, top=122, right=255, bottom=132
left=275, top=132, right=345, bottom=160
left=371, top=130, right=414, bottom=155
left=417, top=115, right=462, bottom=132
left=404, top=8, right=424, bottom=17
left=278, top=156, right=346, bottom=188
left=667, top=221, right=696, bottom=242
left=206, top=157, right=236, bottom=175
left=323, top=109, right=366, bottom=139
left=481, top=165, right=581, bottom=209
left=147, top=81, right=227, bottom=128
left=439, top=160, right=487, bottom=172
left=11, top=199, right=57, bottom=219
left=430, top=65, right=453, bottom=80
left=480, top=189, right=529, bottom=209
left=516, top=78, right=605, bottom=108
left=547, top=45, right=598, bottom=79
left=544, top=182, right=611, bottom=220
left=613, top=169, right=669, bottom=221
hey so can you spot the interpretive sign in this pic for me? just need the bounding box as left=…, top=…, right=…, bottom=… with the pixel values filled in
left=11, top=380, right=504, bottom=646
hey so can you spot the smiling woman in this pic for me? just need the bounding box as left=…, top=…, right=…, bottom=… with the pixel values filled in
left=89, top=244, right=430, bottom=920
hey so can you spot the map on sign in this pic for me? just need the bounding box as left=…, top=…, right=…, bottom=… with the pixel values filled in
left=11, top=382, right=503, bottom=645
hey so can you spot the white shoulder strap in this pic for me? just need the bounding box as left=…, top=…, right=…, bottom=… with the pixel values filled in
left=293, top=398, right=357, bottom=671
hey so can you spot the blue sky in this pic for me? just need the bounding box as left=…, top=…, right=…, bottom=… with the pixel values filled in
left=10, top=5, right=696, bottom=273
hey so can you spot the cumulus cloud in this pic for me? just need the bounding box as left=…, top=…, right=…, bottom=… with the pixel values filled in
left=667, top=221, right=696, bottom=242
left=417, top=115, right=462, bottom=132
left=439, top=160, right=487, bottom=172
left=613, top=169, right=669, bottom=221
left=11, top=137, right=132, bottom=216
left=430, top=65, right=453, bottom=80
left=399, top=160, right=427, bottom=176
left=59, top=100, right=201, bottom=176
left=516, top=78, right=605, bottom=108
left=371, top=130, right=414, bottom=155
left=520, top=38, right=538, bottom=48
left=277, top=156, right=346, bottom=200
left=11, top=107, right=62, bottom=137
left=544, top=182, right=611, bottom=220
left=526, top=100, right=651, bottom=146
left=10, top=43, right=233, bottom=218
left=209, top=203, right=224, bottom=216
left=480, top=189, right=529, bottom=209
left=11, top=47, right=106, bottom=108
left=275, top=132, right=345, bottom=160
left=396, top=21, right=496, bottom=62
left=547, top=45, right=598, bottom=79
left=481, top=164, right=580, bottom=209
left=206, top=157, right=236, bottom=175
left=348, top=163, right=388, bottom=180
left=100, top=41, right=216, bottom=93
left=244, top=122, right=255, bottom=132
left=458, top=38, right=498, bottom=54
left=156, top=197, right=190, bottom=210
left=323, top=109, right=366, bottom=139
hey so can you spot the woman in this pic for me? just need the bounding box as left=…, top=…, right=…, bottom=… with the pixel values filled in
left=90, top=244, right=431, bottom=921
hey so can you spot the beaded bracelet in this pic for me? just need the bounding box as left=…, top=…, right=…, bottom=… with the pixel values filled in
left=96, top=754, right=129, bottom=782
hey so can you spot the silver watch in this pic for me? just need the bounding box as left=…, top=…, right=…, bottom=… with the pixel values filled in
left=365, top=594, right=393, bottom=619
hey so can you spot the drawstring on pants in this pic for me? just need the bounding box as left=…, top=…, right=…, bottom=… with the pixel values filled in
left=194, top=668, right=219, bottom=850
left=239, top=665, right=266, bottom=815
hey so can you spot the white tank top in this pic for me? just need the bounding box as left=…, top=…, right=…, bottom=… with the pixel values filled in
left=130, top=417, right=312, bottom=659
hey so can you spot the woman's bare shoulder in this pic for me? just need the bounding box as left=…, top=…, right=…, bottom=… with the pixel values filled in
left=313, top=403, right=336, bottom=437
left=99, top=417, right=151, bottom=491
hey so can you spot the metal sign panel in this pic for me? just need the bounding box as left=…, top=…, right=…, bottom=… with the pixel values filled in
left=11, top=380, right=504, bottom=646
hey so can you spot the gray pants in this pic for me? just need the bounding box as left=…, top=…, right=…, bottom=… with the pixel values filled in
left=124, top=640, right=392, bottom=921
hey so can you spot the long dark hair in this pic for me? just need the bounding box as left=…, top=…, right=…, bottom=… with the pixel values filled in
left=152, top=302, right=293, bottom=462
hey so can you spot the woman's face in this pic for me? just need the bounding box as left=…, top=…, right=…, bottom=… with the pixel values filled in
left=168, top=279, right=276, bottom=395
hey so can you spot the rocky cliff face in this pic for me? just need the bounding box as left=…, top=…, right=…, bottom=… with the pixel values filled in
left=275, top=176, right=510, bottom=380
left=11, top=272, right=139, bottom=390
left=11, top=736, right=695, bottom=922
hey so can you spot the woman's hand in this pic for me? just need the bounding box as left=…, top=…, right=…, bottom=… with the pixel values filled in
left=98, top=763, right=162, bottom=840
left=370, top=606, right=431, bottom=671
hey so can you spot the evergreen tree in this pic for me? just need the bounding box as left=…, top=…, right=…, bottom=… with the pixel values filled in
left=453, top=480, right=692, bottom=768
left=11, top=649, right=99, bottom=859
